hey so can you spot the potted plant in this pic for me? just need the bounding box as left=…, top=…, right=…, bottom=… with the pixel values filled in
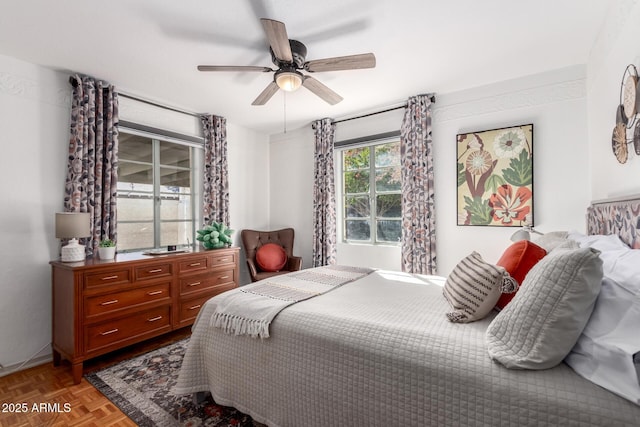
left=98, top=238, right=116, bottom=260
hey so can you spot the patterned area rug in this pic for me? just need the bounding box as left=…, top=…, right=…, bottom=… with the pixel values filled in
left=85, top=338, right=262, bottom=426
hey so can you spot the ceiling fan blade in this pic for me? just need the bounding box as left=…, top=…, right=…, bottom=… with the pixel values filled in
left=260, top=18, right=293, bottom=63
left=252, top=81, right=280, bottom=105
left=198, top=65, right=273, bottom=72
left=302, top=76, right=343, bottom=105
left=305, top=53, right=376, bottom=73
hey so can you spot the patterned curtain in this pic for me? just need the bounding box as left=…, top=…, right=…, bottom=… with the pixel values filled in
left=201, top=114, right=230, bottom=226
left=400, top=94, right=436, bottom=274
left=312, top=118, right=337, bottom=267
left=65, top=74, right=119, bottom=256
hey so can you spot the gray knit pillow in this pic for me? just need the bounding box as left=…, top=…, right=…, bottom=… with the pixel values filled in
left=443, top=252, right=517, bottom=323
left=486, top=247, right=603, bottom=369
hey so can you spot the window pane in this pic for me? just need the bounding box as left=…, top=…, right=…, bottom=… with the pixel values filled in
left=375, top=166, right=401, bottom=191
left=345, top=220, right=370, bottom=241
left=119, top=161, right=153, bottom=186
left=117, top=192, right=154, bottom=221
left=377, top=220, right=401, bottom=243
left=160, top=141, right=190, bottom=168
left=160, top=166, right=191, bottom=188
left=117, top=222, right=154, bottom=250
left=344, top=170, right=370, bottom=193
left=376, top=194, right=402, bottom=218
left=343, top=147, right=370, bottom=170
left=375, top=142, right=400, bottom=167
left=161, top=193, right=192, bottom=220
left=160, top=221, right=193, bottom=246
left=345, top=195, right=369, bottom=218
left=119, top=134, right=152, bottom=162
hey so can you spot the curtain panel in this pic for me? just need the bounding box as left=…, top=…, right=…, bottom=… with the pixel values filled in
left=65, top=75, right=119, bottom=256
left=312, top=118, right=337, bottom=267
left=400, top=94, right=436, bottom=274
left=201, top=114, right=230, bottom=226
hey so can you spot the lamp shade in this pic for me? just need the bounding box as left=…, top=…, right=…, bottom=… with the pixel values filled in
left=275, top=71, right=303, bottom=92
left=55, top=212, right=90, bottom=239
left=510, top=229, right=531, bottom=242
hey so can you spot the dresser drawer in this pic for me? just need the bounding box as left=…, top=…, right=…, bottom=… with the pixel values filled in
left=134, top=263, right=172, bottom=281
left=178, top=256, right=208, bottom=274
left=86, top=305, right=171, bottom=353
left=85, top=268, right=131, bottom=289
left=178, top=294, right=214, bottom=324
left=179, top=268, right=235, bottom=295
left=209, top=251, right=236, bottom=267
left=85, top=282, right=171, bottom=318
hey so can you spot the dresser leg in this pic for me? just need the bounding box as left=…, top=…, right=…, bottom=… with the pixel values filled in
left=72, top=362, right=83, bottom=384
left=52, top=349, right=61, bottom=366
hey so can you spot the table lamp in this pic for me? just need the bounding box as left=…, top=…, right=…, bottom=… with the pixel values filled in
left=56, top=212, right=91, bottom=262
left=510, top=224, right=543, bottom=242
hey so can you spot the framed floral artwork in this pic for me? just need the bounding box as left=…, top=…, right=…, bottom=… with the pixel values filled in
left=456, top=124, right=533, bottom=227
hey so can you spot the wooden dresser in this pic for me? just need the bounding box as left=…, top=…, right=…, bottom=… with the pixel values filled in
left=50, top=247, right=239, bottom=384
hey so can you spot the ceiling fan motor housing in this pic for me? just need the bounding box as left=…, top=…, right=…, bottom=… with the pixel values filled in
left=271, top=39, right=307, bottom=69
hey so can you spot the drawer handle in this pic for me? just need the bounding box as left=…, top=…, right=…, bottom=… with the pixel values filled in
left=148, top=268, right=163, bottom=273
left=219, top=275, right=229, bottom=280
left=147, top=316, right=163, bottom=322
left=216, top=257, right=230, bottom=263
left=100, top=328, right=119, bottom=336
left=189, top=262, right=201, bottom=267
left=188, top=281, right=201, bottom=287
left=100, top=299, right=119, bottom=306
left=101, top=275, right=119, bottom=281
left=147, top=290, right=163, bottom=296
left=189, top=304, right=201, bottom=311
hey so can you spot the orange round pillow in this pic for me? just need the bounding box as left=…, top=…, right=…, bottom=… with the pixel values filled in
left=255, top=243, right=288, bottom=272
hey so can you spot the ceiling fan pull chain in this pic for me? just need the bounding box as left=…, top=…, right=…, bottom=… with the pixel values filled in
left=283, top=91, right=287, bottom=134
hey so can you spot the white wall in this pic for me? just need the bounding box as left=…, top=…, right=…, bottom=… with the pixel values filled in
left=269, top=65, right=591, bottom=276
left=0, top=53, right=70, bottom=373
left=587, top=0, right=640, bottom=200
left=269, top=128, right=315, bottom=269
left=0, top=53, right=269, bottom=375
left=226, top=123, right=270, bottom=284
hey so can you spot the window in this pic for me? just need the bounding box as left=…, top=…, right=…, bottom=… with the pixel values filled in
left=117, top=131, right=201, bottom=252
left=341, top=140, right=402, bottom=244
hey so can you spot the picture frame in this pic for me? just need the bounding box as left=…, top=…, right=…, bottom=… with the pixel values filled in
left=456, top=124, right=534, bottom=227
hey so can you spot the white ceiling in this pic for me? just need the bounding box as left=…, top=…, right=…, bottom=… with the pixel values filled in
left=0, top=0, right=610, bottom=135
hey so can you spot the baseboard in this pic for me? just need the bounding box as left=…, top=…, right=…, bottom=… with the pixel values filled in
left=0, top=354, right=53, bottom=378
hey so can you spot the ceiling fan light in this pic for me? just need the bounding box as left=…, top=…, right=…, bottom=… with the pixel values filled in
left=275, top=71, right=303, bottom=92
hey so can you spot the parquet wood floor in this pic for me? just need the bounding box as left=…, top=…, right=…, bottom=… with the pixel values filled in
left=0, top=328, right=191, bottom=427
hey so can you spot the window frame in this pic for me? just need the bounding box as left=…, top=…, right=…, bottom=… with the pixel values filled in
left=117, top=125, right=203, bottom=253
left=337, top=137, right=402, bottom=246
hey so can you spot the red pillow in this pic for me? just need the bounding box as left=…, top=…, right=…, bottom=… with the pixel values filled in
left=495, top=240, right=547, bottom=310
left=255, top=243, right=288, bottom=272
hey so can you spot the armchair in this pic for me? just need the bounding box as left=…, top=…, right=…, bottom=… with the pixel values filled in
left=241, top=228, right=303, bottom=282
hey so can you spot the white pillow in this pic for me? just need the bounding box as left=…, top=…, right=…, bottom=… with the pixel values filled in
left=569, top=231, right=640, bottom=293
left=567, top=230, right=628, bottom=252
left=486, top=247, right=603, bottom=369
left=532, top=231, right=569, bottom=252
left=566, top=276, right=640, bottom=405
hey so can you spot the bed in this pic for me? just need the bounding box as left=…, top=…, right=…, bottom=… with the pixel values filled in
left=174, top=197, right=640, bottom=426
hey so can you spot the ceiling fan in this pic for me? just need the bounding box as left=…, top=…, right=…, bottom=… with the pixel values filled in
left=197, top=18, right=376, bottom=106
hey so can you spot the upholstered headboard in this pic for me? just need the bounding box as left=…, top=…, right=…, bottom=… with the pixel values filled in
left=587, top=195, right=640, bottom=249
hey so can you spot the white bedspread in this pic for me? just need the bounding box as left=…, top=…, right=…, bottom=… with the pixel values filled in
left=174, top=269, right=640, bottom=427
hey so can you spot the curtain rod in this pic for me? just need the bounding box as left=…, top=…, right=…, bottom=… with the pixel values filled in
left=68, top=76, right=201, bottom=119
left=332, top=94, right=436, bottom=125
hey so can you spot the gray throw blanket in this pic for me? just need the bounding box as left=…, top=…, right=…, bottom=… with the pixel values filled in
left=209, top=265, right=374, bottom=338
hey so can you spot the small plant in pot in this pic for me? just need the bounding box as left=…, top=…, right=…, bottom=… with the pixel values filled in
left=98, top=238, right=116, bottom=260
